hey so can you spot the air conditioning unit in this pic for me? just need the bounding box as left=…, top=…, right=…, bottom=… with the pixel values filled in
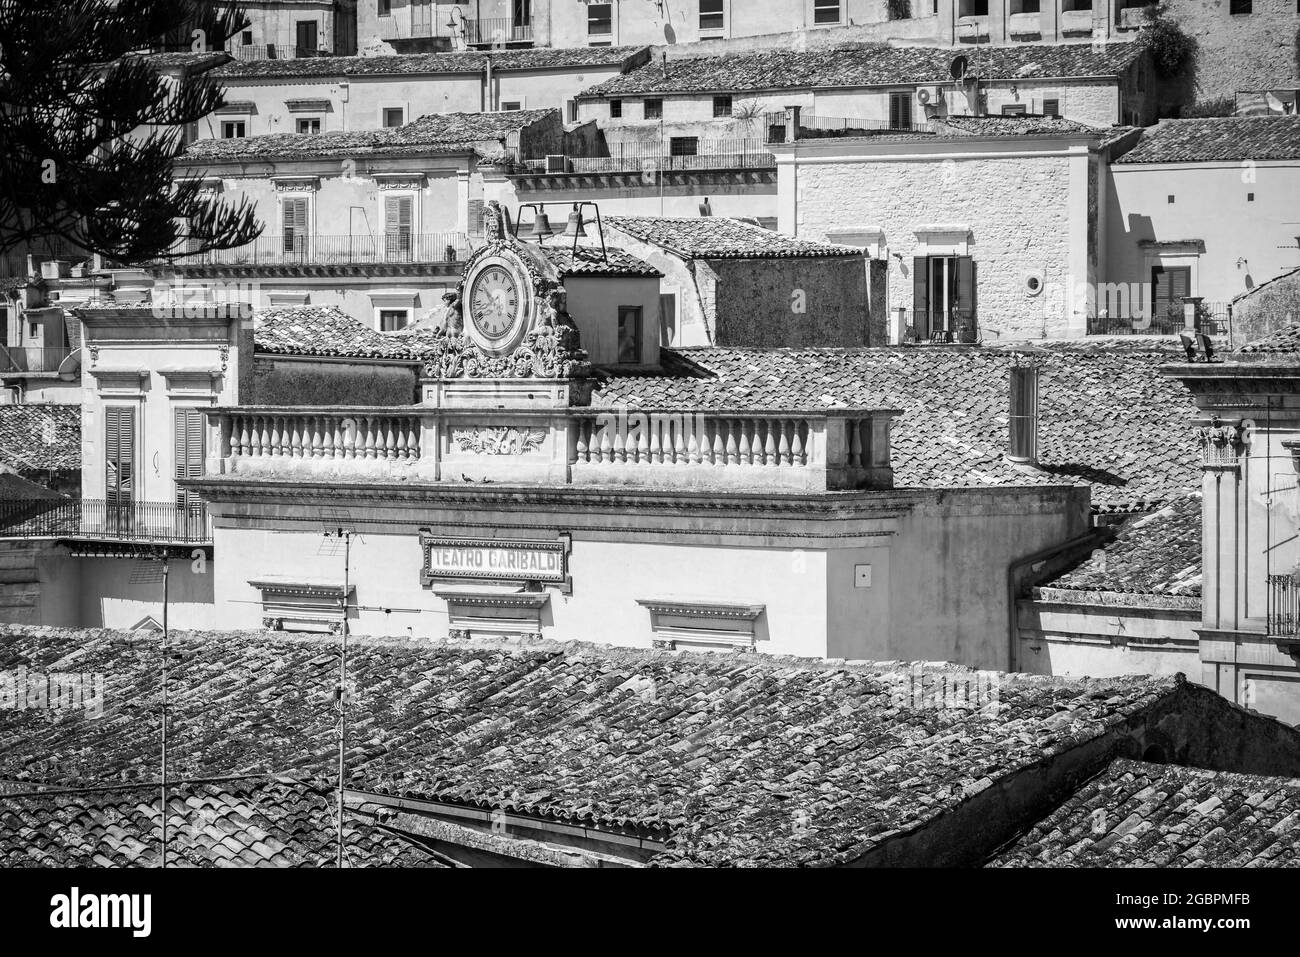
left=916, top=86, right=943, bottom=107
left=544, top=154, right=570, bottom=173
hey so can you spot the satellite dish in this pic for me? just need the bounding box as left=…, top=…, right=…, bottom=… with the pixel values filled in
left=664, top=25, right=676, bottom=44
left=949, top=55, right=969, bottom=81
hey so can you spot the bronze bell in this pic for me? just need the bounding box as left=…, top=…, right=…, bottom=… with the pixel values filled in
left=563, top=205, right=588, bottom=238
left=525, top=211, right=554, bottom=241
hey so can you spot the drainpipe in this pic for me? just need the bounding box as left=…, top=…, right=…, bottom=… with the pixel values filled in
left=1006, top=527, right=1111, bottom=673
left=483, top=53, right=493, bottom=112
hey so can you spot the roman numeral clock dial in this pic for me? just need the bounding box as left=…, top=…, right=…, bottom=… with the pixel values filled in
left=468, top=263, right=522, bottom=348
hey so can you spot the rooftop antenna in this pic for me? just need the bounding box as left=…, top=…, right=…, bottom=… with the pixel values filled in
left=319, top=507, right=355, bottom=868
left=131, top=549, right=170, bottom=868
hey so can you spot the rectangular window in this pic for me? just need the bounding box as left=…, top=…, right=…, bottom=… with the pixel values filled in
left=912, top=255, right=976, bottom=341
left=814, top=0, right=842, bottom=23
left=1042, top=98, right=1060, bottom=117
left=588, top=2, right=612, bottom=35
left=296, top=117, right=321, bottom=134
left=960, top=0, right=989, bottom=14
left=1012, top=0, right=1040, bottom=10
left=174, top=408, right=205, bottom=518
left=241, top=30, right=253, bottom=45
left=378, top=309, right=410, bottom=331
left=105, top=407, right=135, bottom=507
left=609, top=98, right=623, bottom=118
left=644, top=98, right=663, bottom=119
left=1152, top=265, right=1192, bottom=320
left=221, top=120, right=246, bottom=138
left=700, top=0, right=725, bottom=31
left=618, top=306, right=643, bottom=364
left=888, top=91, right=913, bottom=129
left=670, top=136, right=699, bottom=156
left=383, top=107, right=404, bottom=128
left=1229, top=0, right=1251, bottom=11
left=384, top=194, right=414, bottom=261
left=567, top=99, right=579, bottom=122
left=1001, top=104, right=1028, bottom=115
left=295, top=20, right=318, bottom=56
left=713, top=94, right=733, bottom=117
left=282, top=197, right=308, bottom=256
left=500, top=100, right=523, bottom=111
left=378, top=0, right=392, bottom=15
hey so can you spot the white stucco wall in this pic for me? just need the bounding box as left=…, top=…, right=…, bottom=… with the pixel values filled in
left=778, top=136, right=1095, bottom=339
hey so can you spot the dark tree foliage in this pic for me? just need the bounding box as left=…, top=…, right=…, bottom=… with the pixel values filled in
left=1138, top=4, right=1197, bottom=80
left=0, top=0, right=262, bottom=262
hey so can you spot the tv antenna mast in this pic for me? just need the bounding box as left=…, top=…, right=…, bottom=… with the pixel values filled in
left=131, top=548, right=171, bottom=868
left=319, top=508, right=355, bottom=868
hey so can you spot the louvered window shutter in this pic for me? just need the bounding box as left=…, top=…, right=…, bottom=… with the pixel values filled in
left=385, top=196, right=413, bottom=259
left=283, top=199, right=307, bottom=254
left=106, top=407, right=135, bottom=505
left=956, top=256, right=976, bottom=316
left=913, top=257, right=929, bottom=334
left=174, top=409, right=204, bottom=512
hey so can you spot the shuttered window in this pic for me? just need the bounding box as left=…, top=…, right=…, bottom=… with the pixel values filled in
left=912, top=255, right=976, bottom=340
left=174, top=409, right=204, bottom=514
left=105, top=407, right=135, bottom=507
left=889, top=92, right=913, bottom=130
left=282, top=197, right=308, bottom=256
left=385, top=195, right=414, bottom=260
left=1152, top=266, right=1191, bottom=320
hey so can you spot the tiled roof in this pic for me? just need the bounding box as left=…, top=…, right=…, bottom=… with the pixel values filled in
left=932, top=115, right=1105, bottom=138
left=0, top=625, right=1190, bottom=867
left=0, top=405, right=81, bottom=472
left=606, top=217, right=863, bottom=259
left=0, top=777, right=438, bottom=867
left=1114, top=116, right=1300, bottom=164
left=214, top=46, right=649, bottom=80
left=1232, top=265, right=1300, bottom=306
left=593, top=345, right=1199, bottom=513
left=580, top=41, right=1145, bottom=97
left=534, top=244, right=662, bottom=277
left=1237, top=322, right=1300, bottom=355
left=1036, top=493, right=1201, bottom=604
left=990, top=759, right=1300, bottom=867
left=254, top=305, right=417, bottom=360
left=183, top=109, right=557, bottom=163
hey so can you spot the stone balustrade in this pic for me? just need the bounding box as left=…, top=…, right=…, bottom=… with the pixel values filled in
left=205, top=406, right=896, bottom=491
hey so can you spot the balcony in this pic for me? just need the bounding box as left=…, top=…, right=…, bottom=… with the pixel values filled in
left=0, top=499, right=212, bottom=546
left=902, top=310, right=979, bottom=345
left=167, top=233, right=472, bottom=270
left=1086, top=302, right=1230, bottom=337
left=377, top=15, right=532, bottom=46
left=1116, top=3, right=1154, bottom=29
left=522, top=139, right=774, bottom=175
left=205, top=406, right=896, bottom=492
left=1267, top=574, right=1300, bottom=652
left=0, top=347, right=74, bottom=375
left=762, top=113, right=932, bottom=143
left=1008, top=11, right=1042, bottom=37
left=227, top=45, right=333, bottom=61
left=1060, top=6, right=1096, bottom=34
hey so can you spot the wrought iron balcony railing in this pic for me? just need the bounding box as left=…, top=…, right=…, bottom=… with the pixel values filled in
left=377, top=15, right=533, bottom=45
left=903, top=310, right=979, bottom=344
left=1268, top=574, right=1299, bottom=637
left=0, top=499, right=212, bottom=545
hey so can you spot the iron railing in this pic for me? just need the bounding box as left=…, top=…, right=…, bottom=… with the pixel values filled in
left=0, top=498, right=212, bottom=545
left=1268, top=574, right=1298, bottom=637
left=227, top=44, right=333, bottom=61
left=377, top=15, right=532, bottom=45
left=524, top=139, right=775, bottom=174
left=904, top=310, right=979, bottom=344
left=1086, top=303, right=1230, bottom=337
left=166, top=232, right=472, bottom=268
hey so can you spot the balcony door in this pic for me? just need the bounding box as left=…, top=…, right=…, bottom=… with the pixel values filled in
left=384, top=195, right=414, bottom=262
left=105, top=406, right=135, bottom=534
left=913, top=255, right=976, bottom=341
left=1151, top=265, right=1191, bottom=324
left=174, top=409, right=205, bottom=539
left=283, top=197, right=309, bottom=261
left=412, top=0, right=432, bottom=37
left=295, top=20, right=318, bottom=57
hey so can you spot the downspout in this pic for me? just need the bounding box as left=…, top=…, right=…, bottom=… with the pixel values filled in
left=1006, top=526, right=1112, bottom=673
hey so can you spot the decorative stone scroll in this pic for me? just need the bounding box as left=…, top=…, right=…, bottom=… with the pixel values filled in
left=450, top=426, right=548, bottom=455
left=1198, top=417, right=1247, bottom=469
left=421, top=324, right=589, bottom=380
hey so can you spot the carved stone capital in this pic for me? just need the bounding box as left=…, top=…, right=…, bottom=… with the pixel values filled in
left=1198, top=417, right=1247, bottom=469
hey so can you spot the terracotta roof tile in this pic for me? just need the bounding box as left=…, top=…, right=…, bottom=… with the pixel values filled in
left=990, top=759, right=1300, bottom=867
left=1237, top=321, right=1300, bottom=355
left=1115, top=116, right=1300, bottom=164
left=0, top=405, right=81, bottom=472
left=593, top=345, right=1199, bottom=513
left=534, top=244, right=662, bottom=277
left=606, top=217, right=863, bottom=259
left=254, top=305, right=419, bottom=360
left=580, top=41, right=1145, bottom=97
left=0, top=777, right=439, bottom=867
left=214, top=46, right=650, bottom=80
left=183, top=109, right=558, bottom=164
left=1037, top=493, right=1201, bottom=601
left=0, top=625, right=1191, bottom=867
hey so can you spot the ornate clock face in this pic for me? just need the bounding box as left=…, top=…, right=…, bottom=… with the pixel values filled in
left=468, top=264, right=522, bottom=343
